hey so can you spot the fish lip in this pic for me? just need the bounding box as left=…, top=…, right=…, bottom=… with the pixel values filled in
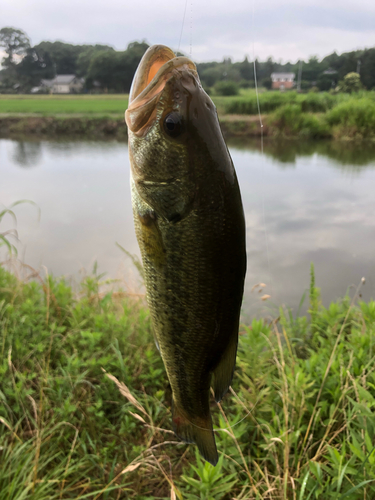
left=126, top=45, right=198, bottom=136
left=127, top=46, right=197, bottom=111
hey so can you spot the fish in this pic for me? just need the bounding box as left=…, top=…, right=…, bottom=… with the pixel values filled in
left=125, top=45, right=246, bottom=466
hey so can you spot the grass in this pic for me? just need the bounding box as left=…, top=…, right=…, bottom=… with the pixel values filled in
left=326, top=99, right=375, bottom=140
left=267, top=104, right=330, bottom=139
left=0, top=95, right=129, bottom=115
left=221, top=90, right=375, bottom=115
left=1, top=256, right=375, bottom=498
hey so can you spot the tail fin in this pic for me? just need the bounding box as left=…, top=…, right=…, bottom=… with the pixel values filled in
left=172, top=402, right=218, bottom=466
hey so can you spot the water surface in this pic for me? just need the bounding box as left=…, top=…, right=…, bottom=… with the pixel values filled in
left=1, top=137, right=375, bottom=319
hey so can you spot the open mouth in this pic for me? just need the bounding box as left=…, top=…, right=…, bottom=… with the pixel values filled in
left=125, top=45, right=197, bottom=135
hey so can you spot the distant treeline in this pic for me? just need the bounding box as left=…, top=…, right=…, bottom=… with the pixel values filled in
left=1, top=26, right=375, bottom=92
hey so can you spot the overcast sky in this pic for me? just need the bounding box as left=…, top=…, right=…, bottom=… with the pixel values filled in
left=1, top=0, right=375, bottom=63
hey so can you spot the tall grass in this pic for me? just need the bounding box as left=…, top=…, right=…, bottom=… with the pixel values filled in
left=222, top=90, right=375, bottom=116
left=326, top=98, right=375, bottom=139
left=1, top=261, right=375, bottom=498
left=268, top=104, right=330, bottom=139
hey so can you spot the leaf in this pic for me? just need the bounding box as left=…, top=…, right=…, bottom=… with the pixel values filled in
left=356, top=384, right=375, bottom=404
left=338, top=480, right=375, bottom=499
left=347, top=397, right=374, bottom=417
left=299, top=471, right=310, bottom=500
left=309, top=461, right=322, bottom=483
left=337, top=462, right=350, bottom=493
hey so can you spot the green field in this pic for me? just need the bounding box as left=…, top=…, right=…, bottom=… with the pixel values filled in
left=1, top=259, right=375, bottom=499
left=0, top=94, right=129, bottom=115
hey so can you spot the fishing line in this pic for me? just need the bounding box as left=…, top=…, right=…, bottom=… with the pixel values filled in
left=177, top=0, right=189, bottom=53
left=252, top=0, right=274, bottom=298
left=174, top=391, right=261, bottom=434
left=213, top=395, right=260, bottom=433
left=190, top=1, right=193, bottom=58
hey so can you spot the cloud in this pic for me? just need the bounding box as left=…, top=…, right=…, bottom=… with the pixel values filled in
left=1, top=0, right=374, bottom=62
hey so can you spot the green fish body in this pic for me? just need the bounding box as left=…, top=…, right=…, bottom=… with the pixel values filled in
left=125, top=45, right=246, bottom=465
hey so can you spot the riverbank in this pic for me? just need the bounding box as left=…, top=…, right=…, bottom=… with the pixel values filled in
left=0, top=114, right=266, bottom=140
left=0, top=115, right=129, bottom=140
left=1, top=107, right=374, bottom=141
left=1, top=262, right=374, bottom=499
left=1, top=91, right=375, bottom=140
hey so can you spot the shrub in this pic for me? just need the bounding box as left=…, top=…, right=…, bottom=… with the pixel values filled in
left=299, top=92, right=337, bottom=112
left=213, top=80, right=239, bottom=96
left=326, top=98, right=375, bottom=138
left=269, top=103, right=330, bottom=138
left=337, top=72, right=363, bottom=93
left=223, top=91, right=341, bottom=115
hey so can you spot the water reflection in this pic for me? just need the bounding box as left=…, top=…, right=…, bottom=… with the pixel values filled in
left=1, top=137, right=375, bottom=318
left=11, top=141, right=43, bottom=167
left=228, top=138, right=375, bottom=169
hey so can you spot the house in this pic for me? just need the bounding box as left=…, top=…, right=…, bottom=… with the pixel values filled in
left=32, top=75, right=84, bottom=94
left=271, top=72, right=295, bottom=90
left=51, top=75, right=84, bottom=94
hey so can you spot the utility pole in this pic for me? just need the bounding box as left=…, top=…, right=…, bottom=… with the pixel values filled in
left=357, top=59, right=361, bottom=75
left=297, top=59, right=303, bottom=92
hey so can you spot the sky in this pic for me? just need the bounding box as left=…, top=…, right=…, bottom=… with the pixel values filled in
left=1, top=0, right=375, bottom=64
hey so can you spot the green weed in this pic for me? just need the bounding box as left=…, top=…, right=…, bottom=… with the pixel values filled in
left=1, top=262, right=375, bottom=498
left=326, top=98, right=375, bottom=139
left=268, top=104, right=330, bottom=138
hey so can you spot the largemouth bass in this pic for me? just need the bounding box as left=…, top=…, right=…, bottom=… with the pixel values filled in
left=125, top=45, right=246, bottom=466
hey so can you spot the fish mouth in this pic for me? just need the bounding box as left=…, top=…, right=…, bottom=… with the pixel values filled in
left=126, top=45, right=197, bottom=136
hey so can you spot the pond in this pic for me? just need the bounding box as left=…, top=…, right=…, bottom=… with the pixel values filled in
left=1, top=137, right=375, bottom=319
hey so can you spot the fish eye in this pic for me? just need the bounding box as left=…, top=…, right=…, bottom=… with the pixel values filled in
left=163, top=112, right=184, bottom=138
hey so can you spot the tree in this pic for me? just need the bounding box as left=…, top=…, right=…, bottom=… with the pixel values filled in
left=76, top=45, right=114, bottom=78
left=360, top=48, right=375, bottom=90
left=199, top=66, right=222, bottom=88
left=337, top=72, right=362, bottom=93
left=317, top=73, right=337, bottom=91
left=16, top=47, right=54, bottom=89
left=87, top=41, right=149, bottom=92
left=238, top=56, right=252, bottom=81
left=0, top=27, right=30, bottom=67
left=34, top=41, right=82, bottom=74
left=87, top=50, right=119, bottom=90
left=263, top=57, right=275, bottom=79
left=302, top=56, right=322, bottom=83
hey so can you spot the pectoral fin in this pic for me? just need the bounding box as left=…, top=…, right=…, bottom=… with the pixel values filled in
left=138, top=210, right=166, bottom=268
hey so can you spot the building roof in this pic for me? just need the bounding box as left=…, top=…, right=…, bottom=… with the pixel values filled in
left=271, top=72, right=295, bottom=79
left=40, top=75, right=84, bottom=88
left=53, top=74, right=77, bottom=84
